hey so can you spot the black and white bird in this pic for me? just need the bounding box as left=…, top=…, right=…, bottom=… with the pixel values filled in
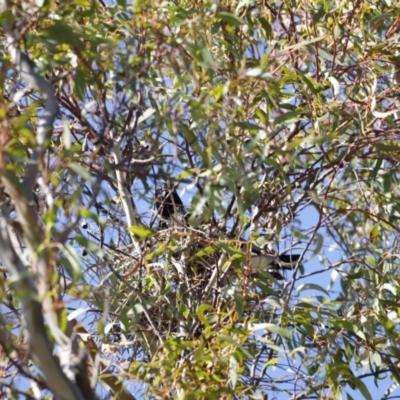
left=237, top=242, right=301, bottom=279
left=249, top=252, right=301, bottom=272
left=154, top=186, right=187, bottom=229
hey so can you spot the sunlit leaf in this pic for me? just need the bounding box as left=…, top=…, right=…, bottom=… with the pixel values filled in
left=128, top=225, right=155, bottom=238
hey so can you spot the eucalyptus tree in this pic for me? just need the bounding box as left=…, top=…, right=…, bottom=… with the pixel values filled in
left=1, top=1, right=400, bottom=399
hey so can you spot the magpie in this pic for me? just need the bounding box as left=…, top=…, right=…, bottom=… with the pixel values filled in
left=154, top=186, right=187, bottom=229
left=241, top=242, right=301, bottom=271
left=249, top=253, right=301, bottom=272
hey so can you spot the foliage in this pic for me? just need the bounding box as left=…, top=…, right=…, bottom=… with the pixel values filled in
left=1, top=0, right=400, bottom=399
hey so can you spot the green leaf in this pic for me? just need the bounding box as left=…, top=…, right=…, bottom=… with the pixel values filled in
left=201, top=46, right=217, bottom=67
left=145, top=242, right=168, bottom=260
left=235, top=121, right=262, bottom=131
left=297, top=70, right=320, bottom=95
left=245, top=68, right=275, bottom=81
left=219, top=334, right=237, bottom=346
left=228, top=356, right=238, bottom=389
left=255, top=107, right=269, bottom=125
left=264, top=357, right=279, bottom=367
left=233, top=285, right=243, bottom=317
left=79, top=209, right=103, bottom=226
left=138, top=107, right=155, bottom=124
left=216, top=241, right=243, bottom=256
left=284, top=35, right=324, bottom=51
left=128, top=225, right=155, bottom=238
left=328, top=76, right=340, bottom=97
left=62, top=117, right=72, bottom=149
left=369, top=158, right=383, bottom=180
left=372, top=352, right=382, bottom=367
left=259, top=17, right=272, bottom=38
left=196, top=304, right=213, bottom=325
left=369, top=14, right=392, bottom=31
left=290, top=131, right=338, bottom=145
left=249, top=323, right=292, bottom=338
left=219, top=12, right=243, bottom=27
left=390, top=367, right=400, bottom=387
left=369, top=224, right=380, bottom=243
left=314, top=47, right=334, bottom=62
left=74, top=235, right=103, bottom=257
left=353, top=377, right=373, bottom=400
left=374, top=143, right=400, bottom=152
left=297, top=283, right=330, bottom=296
left=256, top=337, right=285, bottom=353
left=347, top=270, right=365, bottom=279
left=68, top=163, right=92, bottom=181
left=61, top=244, right=82, bottom=279
left=274, top=111, right=303, bottom=126
left=41, top=21, right=84, bottom=50
left=190, top=245, right=219, bottom=260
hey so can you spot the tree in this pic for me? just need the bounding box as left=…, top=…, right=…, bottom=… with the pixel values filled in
left=1, top=0, right=400, bottom=399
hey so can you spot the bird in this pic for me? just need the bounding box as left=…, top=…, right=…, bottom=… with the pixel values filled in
left=241, top=242, right=301, bottom=275
left=249, top=253, right=301, bottom=272
left=154, top=185, right=187, bottom=229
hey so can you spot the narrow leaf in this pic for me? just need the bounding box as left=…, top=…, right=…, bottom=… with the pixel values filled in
left=219, top=12, right=243, bottom=27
